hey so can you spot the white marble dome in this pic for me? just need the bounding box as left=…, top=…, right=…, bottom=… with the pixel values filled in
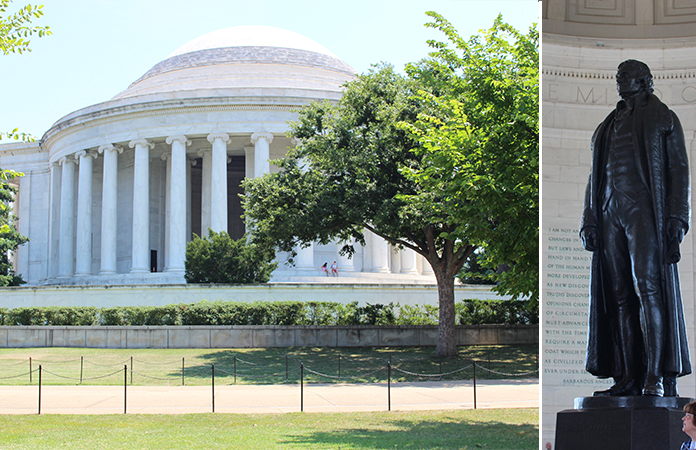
left=112, top=25, right=355, bottom=101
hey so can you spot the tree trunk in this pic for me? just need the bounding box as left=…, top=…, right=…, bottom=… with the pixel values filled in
left=434, top=266, right=458, bottom=357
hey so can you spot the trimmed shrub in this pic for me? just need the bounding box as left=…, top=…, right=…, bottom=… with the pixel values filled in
left=185, top=231, right=278, bottom=284
left=0, top=299, right=537, bottom=326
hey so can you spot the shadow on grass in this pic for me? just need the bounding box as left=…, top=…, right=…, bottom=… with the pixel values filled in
left=173, top=346, right=538, bottom=385
left=279, top=417, right=538, bottom=449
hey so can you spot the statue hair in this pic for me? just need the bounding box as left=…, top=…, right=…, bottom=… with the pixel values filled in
left=617, top=59, right=654, bottom=94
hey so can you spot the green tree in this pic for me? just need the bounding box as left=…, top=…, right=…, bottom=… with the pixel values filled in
left=404, top=12, right=539, bottom=304
left=184, top=231, right=277, bottom=284
left=1, top=0, right=50, bottom=141
left=242, top=14, right=538, bottom=357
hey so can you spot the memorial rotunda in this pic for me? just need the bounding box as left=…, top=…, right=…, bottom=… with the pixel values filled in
left=0, top=26, right=436, bottom=287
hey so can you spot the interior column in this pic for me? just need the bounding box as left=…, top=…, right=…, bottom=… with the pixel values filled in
left=208, top=132, right=230, bottom=233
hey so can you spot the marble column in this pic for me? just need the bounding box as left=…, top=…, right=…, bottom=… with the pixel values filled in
left=57, top=156, right=77, bottom=278
left=400, top=247, right=419, bottom=274
left=129, top=139, right=154, bottom=273
left=295, top=243, right=315, bottom=272
left=198, top=149, right=212, bottom=234
left=251, top=132, right=273, bottom=178
left=16, top=171, right=31, bottom=281
left=165, top=135, right=190, bottom=273
left=186, top=158, right=195, bottom=242
left=208, top=133, right=230, bottom=233
left=48, top=163, right=61, bottom=279
left=98, top=144, right=122, bottom=275
left=370, top=232, right=391, bottom=273
left=75, top=150, right=97, bottom=276
left=161, top=153, right=171, bottom=271
left=421, top=256, right=434, bottom=275
left=337, top=241, right=356, bottom=273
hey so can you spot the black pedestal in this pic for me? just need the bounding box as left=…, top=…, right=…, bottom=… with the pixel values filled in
left=555, top=396, right=694, bottom=450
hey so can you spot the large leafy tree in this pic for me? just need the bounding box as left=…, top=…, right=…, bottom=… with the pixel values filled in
left=404, top=13, right=539, bottom=304
left=242, top=13, right=538, bottom=357
left=0, top=0, right=50, bottom=284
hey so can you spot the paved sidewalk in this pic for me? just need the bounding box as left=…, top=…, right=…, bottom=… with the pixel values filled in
left=1, top=379, right=538, bottom=414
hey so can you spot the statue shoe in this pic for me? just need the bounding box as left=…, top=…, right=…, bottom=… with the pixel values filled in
left=593, top=378, right=642, bottom=396
left=642, top=376, right=664, bottom=396
left=663, top=375, right=678, bottom=397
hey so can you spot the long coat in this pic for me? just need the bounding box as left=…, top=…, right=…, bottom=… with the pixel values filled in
left=580, top=92, right=692, bottom=379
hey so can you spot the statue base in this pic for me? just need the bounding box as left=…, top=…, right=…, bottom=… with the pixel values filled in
left=554, top=396, right=694, bottom=450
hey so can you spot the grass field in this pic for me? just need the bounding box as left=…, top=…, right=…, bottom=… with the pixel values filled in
left=0, top=345, right=538, bottom=386
left=0, top=408, right=539, bottom=449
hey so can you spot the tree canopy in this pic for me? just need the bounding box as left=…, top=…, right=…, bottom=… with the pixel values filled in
left=1, top=0, right=50, bottom=141
left=243, top=12, right=538, bottom=357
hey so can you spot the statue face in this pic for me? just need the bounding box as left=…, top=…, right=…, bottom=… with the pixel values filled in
left=616, top=64, right=642, bottom=99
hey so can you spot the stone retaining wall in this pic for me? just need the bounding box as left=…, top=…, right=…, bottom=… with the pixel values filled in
left=0, top=325, right=538, bottom=349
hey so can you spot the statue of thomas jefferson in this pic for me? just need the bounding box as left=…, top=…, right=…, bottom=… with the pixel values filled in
left=580, top=59, right=691, bottom=397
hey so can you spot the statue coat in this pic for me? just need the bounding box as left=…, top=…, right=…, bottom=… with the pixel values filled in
left=580, top=92, right=692, bottom=379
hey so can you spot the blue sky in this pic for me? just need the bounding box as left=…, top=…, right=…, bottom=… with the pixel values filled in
left=1, top=0, right=538, bottom=138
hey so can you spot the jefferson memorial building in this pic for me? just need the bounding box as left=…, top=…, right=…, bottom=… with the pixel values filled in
left=0, top=26, right=447, bottom=292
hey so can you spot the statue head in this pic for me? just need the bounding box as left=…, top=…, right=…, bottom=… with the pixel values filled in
left=616, top=59, right=654, bottom=99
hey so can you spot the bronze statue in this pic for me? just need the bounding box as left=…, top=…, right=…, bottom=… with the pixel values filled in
left=580, top=59, right=691, bottom=397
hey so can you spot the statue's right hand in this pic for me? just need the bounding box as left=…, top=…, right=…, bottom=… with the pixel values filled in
left=580, top=227, right=598, bottom=252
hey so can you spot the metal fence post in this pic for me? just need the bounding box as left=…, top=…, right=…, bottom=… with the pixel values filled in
left=38, top=365, right=42, bottom=415
left=130, top=356, right=133, bottom=385
left=338, top=354, right=341, bottom=378
left=300, top=363, right=304, bottom=412
left=80, top=356, right=84, bottom=384
left=29, top=357, right=32, bottom=384
left=234, top=356, right=237, bottom=384
left=212, top=364, right=215, bottom=413
left=124, top=364, right=127, bottom=415
left=387, top=361, right=391, bottom=412
left=473, top=360, right=477, bottom=410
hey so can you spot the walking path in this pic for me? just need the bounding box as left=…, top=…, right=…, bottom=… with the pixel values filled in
left=1, top=379, right=537, bottom=414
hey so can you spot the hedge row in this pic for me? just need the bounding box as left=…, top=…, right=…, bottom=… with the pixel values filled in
left=0, top=300, right=537, bottom=327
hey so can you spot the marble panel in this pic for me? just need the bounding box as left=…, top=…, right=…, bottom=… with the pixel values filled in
left=378, top=328, right=419, bottom=346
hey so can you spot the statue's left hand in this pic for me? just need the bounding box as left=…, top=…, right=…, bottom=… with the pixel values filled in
left=666, top=218, right=686, bottom=244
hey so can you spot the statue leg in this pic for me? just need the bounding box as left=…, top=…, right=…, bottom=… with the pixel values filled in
left=626, top=197, right=664, bottom=396
left=594, top=211, right=643, bottom=396
left=593, top=297, right=643, bottom=396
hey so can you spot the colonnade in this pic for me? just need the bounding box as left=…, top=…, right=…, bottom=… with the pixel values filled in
left=49, top=132, right=272, bottom=281
left=47, top=131, right=430, bottom=283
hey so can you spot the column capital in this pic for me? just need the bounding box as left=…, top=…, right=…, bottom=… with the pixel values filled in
left=98, top=144, right=123, bottom=155
left=166, top=135, right=191, bottom=146
left=74, top=150, right=97, bottom=160
left=128, top=138, right=155, bottom=149
left=160, top=152, right=170, bottom=161
left=58, top=155, right=77, bottom=166
left=291, top=137, right=302, bottom=146
left=197, top=149, right=211, bottom=157
left=188, top=157, right=198, bottom=167
left=251, top=132, right=274, bottom=145
left=207, top=132, right=230, bottom=144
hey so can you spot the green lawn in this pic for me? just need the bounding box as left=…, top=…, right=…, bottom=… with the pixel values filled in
left=0, top=408, right=539, bottom=449
left=0, top=345, right=538, bottom=386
